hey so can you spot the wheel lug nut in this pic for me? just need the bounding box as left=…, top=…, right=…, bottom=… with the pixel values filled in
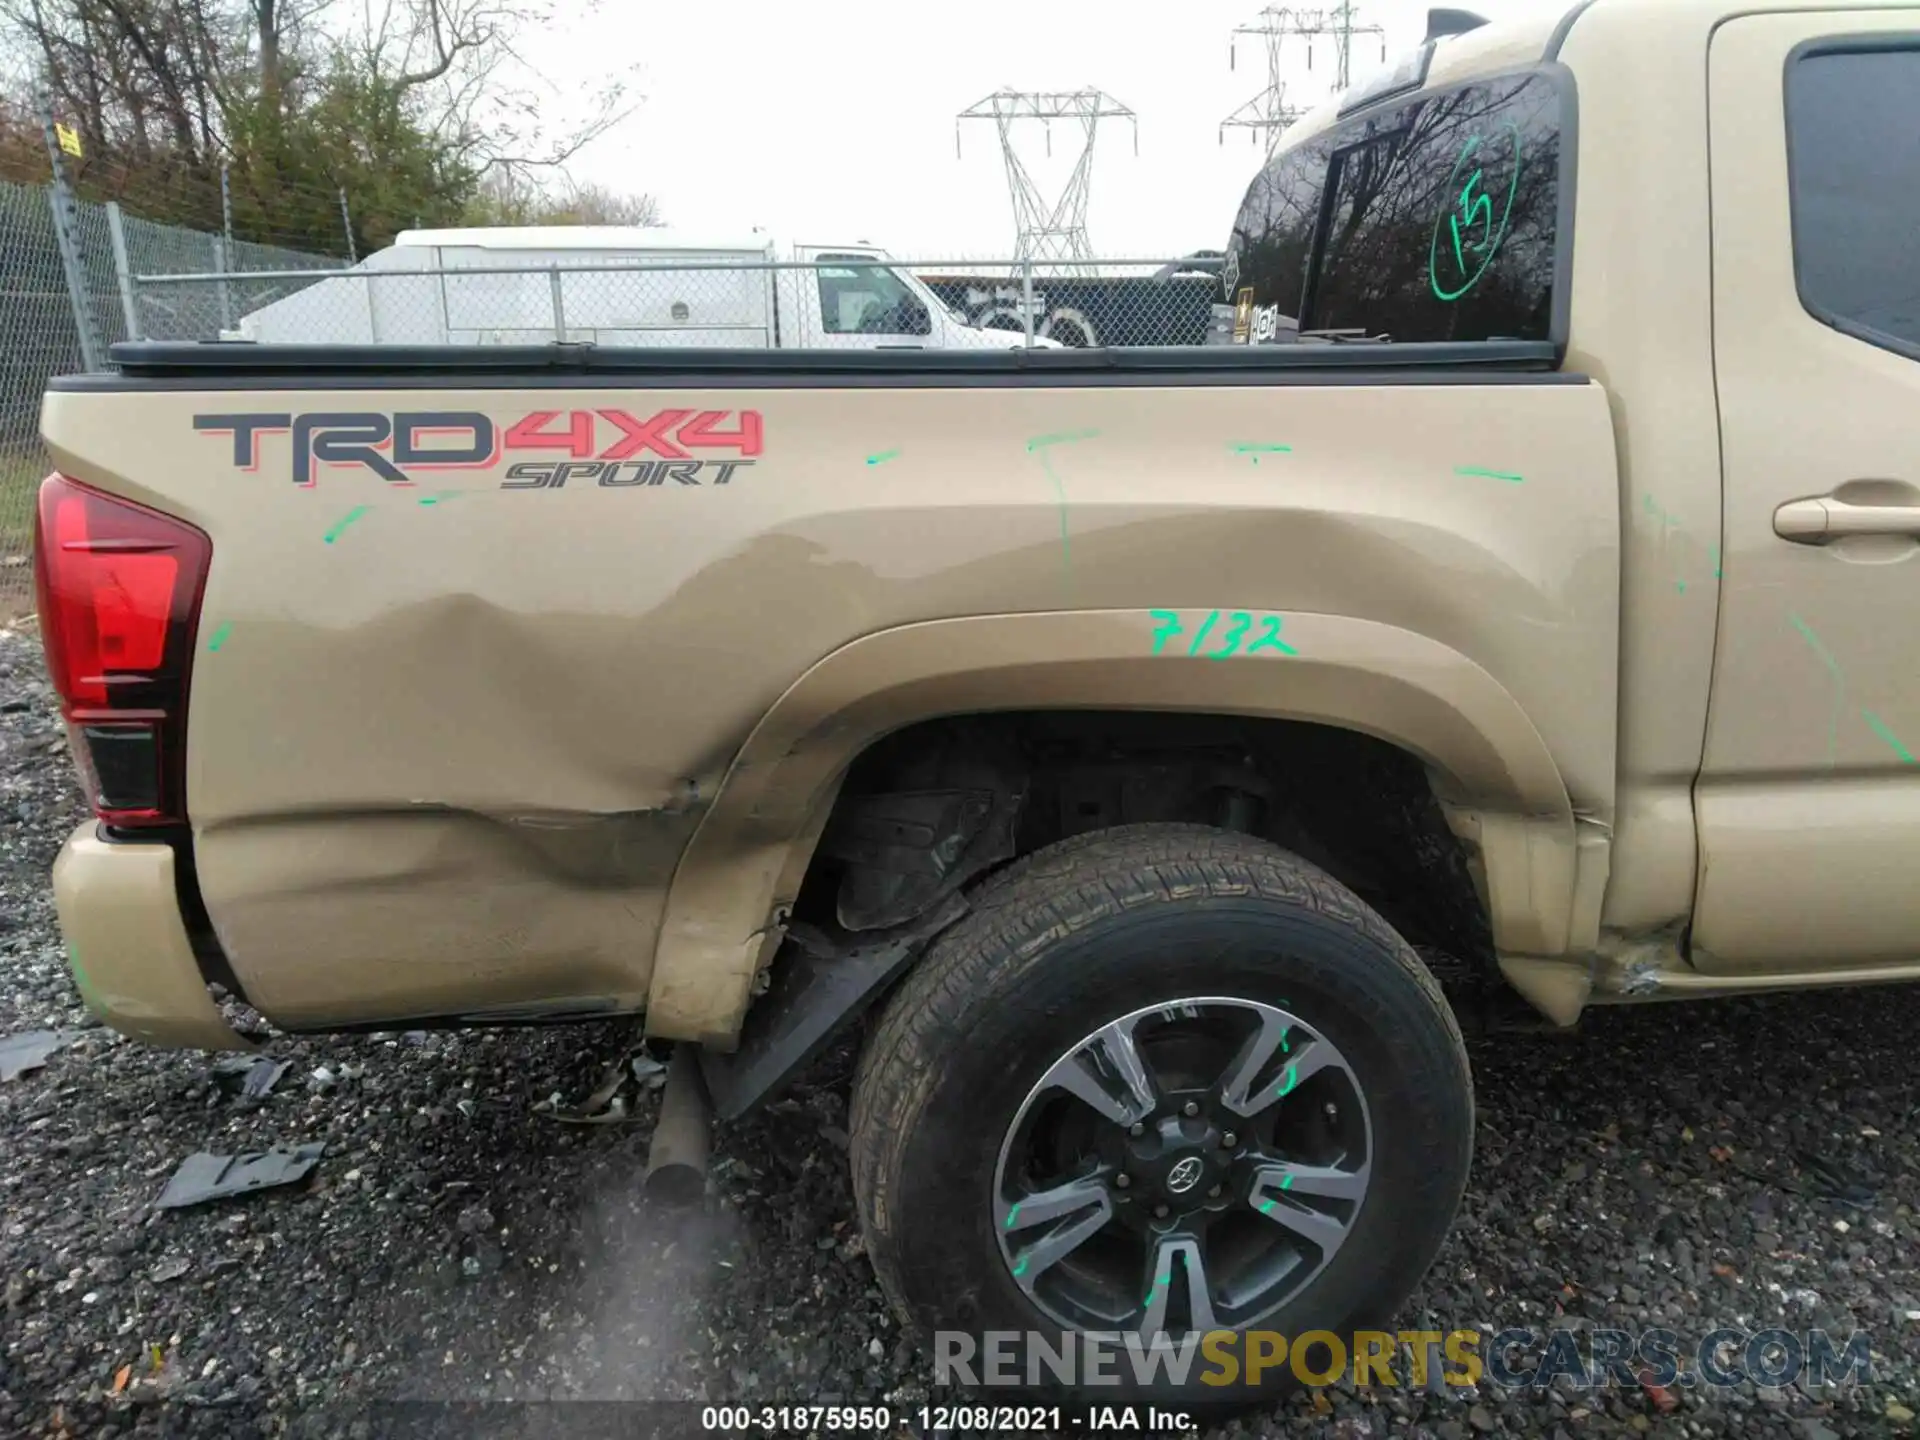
left=1324, top=1102, right=1338, bottom=1121
left=1207, top=1184, right=1221, bottom=1198
left=1115, top=1173, right=1131, bottom=1189
left=1182, top=1101, right=1200, bottom=1117
left=1129, top=1122, right=1145, bottom=1136
left=1154, top=1204, right=1169, bottom=1218
left=1220, top=1131, right=1237, bottom=1148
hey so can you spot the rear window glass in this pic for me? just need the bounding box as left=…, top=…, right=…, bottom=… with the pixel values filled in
left=1224, top=71, right=1565, bottom=345
left=1785, top=44, right=1920, bottom=360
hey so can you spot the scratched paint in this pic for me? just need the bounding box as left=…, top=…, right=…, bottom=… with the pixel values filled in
left=323, top=505, right=370, bottom=544
left=205, top=621, right=233, bottom=653
left=1862, top=709, right=1917, bottom=765
left=865, top=448, right=901, bottom=466
left=1455, top=465, right=1524, bottom=484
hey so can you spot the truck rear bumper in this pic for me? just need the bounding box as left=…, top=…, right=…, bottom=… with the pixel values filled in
left=51, top=822, right=255, bottom=1051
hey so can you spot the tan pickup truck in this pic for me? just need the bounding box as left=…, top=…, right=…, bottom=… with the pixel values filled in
left=29, top=0, right=1920, bottom=1402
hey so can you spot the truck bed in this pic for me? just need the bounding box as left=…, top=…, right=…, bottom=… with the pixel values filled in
left=41, top=340, right=1619, bottom=1045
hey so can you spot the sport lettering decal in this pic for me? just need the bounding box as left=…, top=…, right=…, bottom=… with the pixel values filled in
left=192, top=408, right=764, bottom=490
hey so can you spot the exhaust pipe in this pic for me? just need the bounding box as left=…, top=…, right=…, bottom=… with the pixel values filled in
left=644, top=1044, right=711, bottom=1206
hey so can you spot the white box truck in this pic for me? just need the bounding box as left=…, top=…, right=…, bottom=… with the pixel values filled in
left=234, top=228, right=1057, bottom=350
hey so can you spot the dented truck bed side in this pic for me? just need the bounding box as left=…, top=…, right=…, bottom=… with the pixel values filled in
left=40, top=346, right=1621, bottom=1043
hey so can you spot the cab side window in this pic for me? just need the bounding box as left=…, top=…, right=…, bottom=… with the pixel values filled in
left=816, top=258, right=932, bottom=336
left=1785, top=43, right=1920, bottom=360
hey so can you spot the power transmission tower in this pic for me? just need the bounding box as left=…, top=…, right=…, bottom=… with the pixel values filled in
left=1219, top=3, right=1390, bottom=151
left=956, top=89, right=1137, bottom=274
left=1220, top=10, right=1305, bottom=152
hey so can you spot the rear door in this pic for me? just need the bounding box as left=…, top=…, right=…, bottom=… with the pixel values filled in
left=1694, top=10, right=1920, bottom=971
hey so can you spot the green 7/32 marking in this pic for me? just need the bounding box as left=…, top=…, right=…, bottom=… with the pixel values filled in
left=1149, top=610, right=1298, bottom=659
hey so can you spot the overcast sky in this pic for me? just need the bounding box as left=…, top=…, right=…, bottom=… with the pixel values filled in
left=527, top=0, right=1560, bottom=260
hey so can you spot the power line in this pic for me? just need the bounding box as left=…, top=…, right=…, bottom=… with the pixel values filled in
left=1219, top=4, right=1390, bottom=154
left=956, top=89, right=1137, bottom=275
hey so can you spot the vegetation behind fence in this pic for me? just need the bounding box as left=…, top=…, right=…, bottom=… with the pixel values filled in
left=0, top=177, right=338, bottom=615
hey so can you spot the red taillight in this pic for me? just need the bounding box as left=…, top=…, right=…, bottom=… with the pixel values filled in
left=32, top=474, right=211, bottom=827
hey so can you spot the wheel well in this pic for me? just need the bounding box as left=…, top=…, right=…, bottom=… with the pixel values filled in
left=792, top=710, right=1495, bottom=987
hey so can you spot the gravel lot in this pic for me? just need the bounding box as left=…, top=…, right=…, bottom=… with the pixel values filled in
left=2, top=619, right=1916, bottom=1438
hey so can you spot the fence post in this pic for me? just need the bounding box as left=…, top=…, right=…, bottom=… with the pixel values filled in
left=104, top=201, right=142, bottom=341
left=37, top=89, right=104, bottom=372
left=1020, top=257, right=1035, bottom=347
left=338, top=188, right=357, bottom=263
left=549, top=267, right=567, bottom=341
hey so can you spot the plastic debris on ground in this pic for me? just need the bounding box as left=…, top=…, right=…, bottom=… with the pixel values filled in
left=210, top=1055, right=289, bottom=1099
left=0, top=1029, right=79, bottom=1082
left=152, top=1143, right=326, bottom=1210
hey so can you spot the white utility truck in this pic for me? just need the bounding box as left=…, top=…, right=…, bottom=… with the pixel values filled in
left=233, top=227, right=1054, bottom=350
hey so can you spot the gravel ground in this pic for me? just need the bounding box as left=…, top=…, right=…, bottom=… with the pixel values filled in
left=2, top=618, right=1917, bottom=1438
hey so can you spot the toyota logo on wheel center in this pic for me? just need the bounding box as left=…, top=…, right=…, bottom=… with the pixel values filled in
left=1165, top=1156, right=1205, bottom=1195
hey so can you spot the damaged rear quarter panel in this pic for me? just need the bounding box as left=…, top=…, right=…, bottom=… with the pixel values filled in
left=39, top=379, right=1618, bottom=1033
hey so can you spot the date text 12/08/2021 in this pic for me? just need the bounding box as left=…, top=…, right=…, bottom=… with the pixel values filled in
left=698, top=1405, right=1194, bottom=1434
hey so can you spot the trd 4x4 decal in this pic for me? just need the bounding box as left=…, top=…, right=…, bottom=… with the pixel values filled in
left=193, top=408, right=764, bottom=488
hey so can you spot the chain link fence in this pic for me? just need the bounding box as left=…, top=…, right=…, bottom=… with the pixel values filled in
left=0, top=177, right=339, bottom=615
left=2, top=222, right=1232, bottom=616
left=130, top=251, right=1230, bottom=351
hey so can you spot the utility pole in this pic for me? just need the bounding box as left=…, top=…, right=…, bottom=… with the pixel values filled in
left=957, top=89, right=1137, bottom=276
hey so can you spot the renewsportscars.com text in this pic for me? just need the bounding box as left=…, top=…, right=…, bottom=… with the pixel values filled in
left=934, top=1326, right=1875, bottom=1391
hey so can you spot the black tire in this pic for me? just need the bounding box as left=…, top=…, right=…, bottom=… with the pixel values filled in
left=850, top=823, right=1472, bottom=1407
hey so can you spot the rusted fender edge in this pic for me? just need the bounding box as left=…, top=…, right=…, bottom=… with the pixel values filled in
left=644, top=609, right=1581, bottom=1046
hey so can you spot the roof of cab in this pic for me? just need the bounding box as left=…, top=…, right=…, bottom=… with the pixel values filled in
left=390, top=226, right=779, bottom=254
left=1277, top=0, right=1586, bottom=147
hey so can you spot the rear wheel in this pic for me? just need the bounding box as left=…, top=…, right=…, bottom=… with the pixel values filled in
left=850, top=824, right=1473, bottom=1405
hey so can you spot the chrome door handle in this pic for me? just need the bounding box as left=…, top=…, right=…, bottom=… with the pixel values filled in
left=1775, top=496, right=1920, bottom=544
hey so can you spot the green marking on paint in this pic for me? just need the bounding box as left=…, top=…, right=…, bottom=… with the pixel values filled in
left=1455, top=466, right=1524, bottom=484
left=1278, top=1026, right=1290, bottom=1053
left=1231, top=443, right=1292, bottom=466
left=205, top=621, right=232, bottom=653
left=1258, top=1198, right=1277, bottom=1215
left=66, top=944, right=101, bottom=1010
left=1676, top=579, right=1687, bottom=595
left=1788, top=612, right=1843, bottom=678
left=1862, top=708, right=1917, bottom=765
left=1026, top=429, right=1099, bottom=452
left=1710, top=545, right=1722, bottom=580
left=1024, top=431, right=1096, bottom=576
left=1004, top=1203, right=1021, bottom=1230
left=418, top=490, right=463, bottom=506
left=323, top=505, right=370, bottom=544
left=1281, top=1174, right=1295, bottom=1191
left=1187, top=610, right=1219, bottom=656
left=1036, top=450, right=1073, bottom=572
left=1276, top=1064, right=1299, bottom=1098
left=1012, top=1257, right=1029, bottom=1278
left=866, top=448, right=901, bottom=466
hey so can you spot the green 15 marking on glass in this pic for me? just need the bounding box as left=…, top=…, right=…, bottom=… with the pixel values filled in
left=1149, top=610, right=1298, bottom=659
left=1429, top=122, right=1523, bottom=304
